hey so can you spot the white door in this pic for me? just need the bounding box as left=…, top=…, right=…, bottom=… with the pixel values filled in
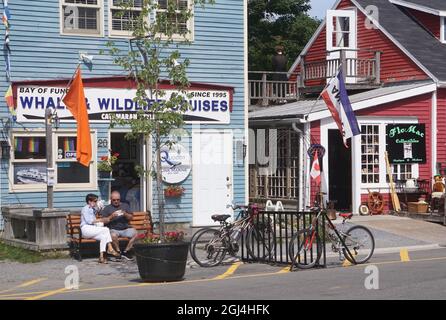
left=192, top=130, right=233, bottom=227
left=326, top=10, right=357, bottom=83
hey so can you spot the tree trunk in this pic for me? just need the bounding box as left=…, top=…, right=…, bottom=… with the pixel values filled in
left=156, top=123, right=165, bottom=241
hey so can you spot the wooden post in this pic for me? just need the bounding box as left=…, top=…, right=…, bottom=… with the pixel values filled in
left=340, top=50, right=347, bottom=82
left=374, top=51, right=381, bottom=85
left=45, top=108, right=53, bottom=209
left=300, top=55, right=306, bottom=88
left=262, top=72, right=268, bottom=106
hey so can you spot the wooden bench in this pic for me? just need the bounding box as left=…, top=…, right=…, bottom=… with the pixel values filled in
left=66, top=211, right=152, bottom=261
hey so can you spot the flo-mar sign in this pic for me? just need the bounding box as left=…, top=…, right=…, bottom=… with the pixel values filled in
left=16, top=86, right=231, bottom=124
left=386, top=124, right=426, bottom=164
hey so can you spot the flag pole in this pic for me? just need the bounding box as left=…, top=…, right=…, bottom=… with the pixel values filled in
left=60, top=63, right=82, bottom=101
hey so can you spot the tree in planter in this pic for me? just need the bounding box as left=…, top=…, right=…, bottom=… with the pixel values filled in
left=103, top=0, right=213, bottom=241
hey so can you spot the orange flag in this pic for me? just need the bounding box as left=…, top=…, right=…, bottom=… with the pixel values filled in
left=62, top=67, right=92, bottom=167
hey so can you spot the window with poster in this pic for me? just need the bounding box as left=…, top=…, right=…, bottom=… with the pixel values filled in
left=10, top=131, right=97, bottom=192
left=359, top=121, right=420, bottom=187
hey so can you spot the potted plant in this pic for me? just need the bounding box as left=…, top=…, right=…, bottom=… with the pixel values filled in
left=134, top=231, right=188, bottom=282
left=102, top=0, right=213, bottom=282
left=164, top=185, right=185, bottom=198
left=97, top=151, right=119, bottom=179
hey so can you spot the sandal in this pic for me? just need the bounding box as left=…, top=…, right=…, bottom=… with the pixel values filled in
left=107, top=248, right=121, bottom=258
left=99, top=256, right=108, bottom=264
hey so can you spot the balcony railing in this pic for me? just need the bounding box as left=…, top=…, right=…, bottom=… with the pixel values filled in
left=300, top=49, right=382, bottom=88
left=249, top=71, right=300, bottom=107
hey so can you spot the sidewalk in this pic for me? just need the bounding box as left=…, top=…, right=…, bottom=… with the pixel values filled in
left=345, top=214, right=446, bottom=246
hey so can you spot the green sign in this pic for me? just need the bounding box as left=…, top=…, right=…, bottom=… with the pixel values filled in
left=386, top=124, right=426, bottom=164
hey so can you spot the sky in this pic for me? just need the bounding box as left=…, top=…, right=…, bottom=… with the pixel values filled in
left=309, top=0, right=337, bottom=19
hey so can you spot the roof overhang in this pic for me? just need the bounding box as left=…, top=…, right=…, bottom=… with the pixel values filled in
left=389, top=0, right=446, bottom=16
left=249, top=82, right=436, bottom=123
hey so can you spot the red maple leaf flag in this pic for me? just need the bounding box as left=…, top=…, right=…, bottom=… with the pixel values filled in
left=310, top=151, right=321, bottom=185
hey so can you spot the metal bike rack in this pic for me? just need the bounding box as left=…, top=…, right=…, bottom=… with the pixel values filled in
left=241, top=211, right=327, bottom=267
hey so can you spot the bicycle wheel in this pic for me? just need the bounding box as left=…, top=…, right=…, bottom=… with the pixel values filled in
left=288, top=228, right=322, bottom=269
left=189, top=227, right=211, bottom=259
left=190, top=228, right=227, bottom=267
left=342, top=225, right=375, bottom=264
left=245, top=223, right=276, bottom=261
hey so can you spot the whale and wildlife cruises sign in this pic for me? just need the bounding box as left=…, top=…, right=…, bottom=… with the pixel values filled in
left=386, top=123, right=426, bottom=164
left=16, top=86, right=232, bottom=124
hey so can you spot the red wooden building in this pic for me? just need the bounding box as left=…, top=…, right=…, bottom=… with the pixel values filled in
left=249, top=0, right=446, bottom=214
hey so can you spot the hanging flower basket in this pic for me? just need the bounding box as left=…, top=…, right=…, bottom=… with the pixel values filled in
left=164, top=185, right=185, bottom=198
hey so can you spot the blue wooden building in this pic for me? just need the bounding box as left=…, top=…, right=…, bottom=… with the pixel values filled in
left=0, top=0, right=247, bottom=229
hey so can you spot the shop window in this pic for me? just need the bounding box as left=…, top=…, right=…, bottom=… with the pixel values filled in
left=11, top=135, right=47, bottom=187
left=56, top=136, right=91, bottom=184
left=10, top=132, right=96, bottom=191
left=361, top=125, right=380, bottom=184
left=156, top=0, right=192, bottom=39
left=61, top=0, right=103, bottom=36
left=360, top=123, right=418, bottom=186
left=109, top=0, right=143, bottom=36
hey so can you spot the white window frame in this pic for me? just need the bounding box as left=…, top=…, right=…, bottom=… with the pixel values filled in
left=9, top=130, right=98, bottom=192
left=326, top=9, right=357, bottom=51
left=358, top=118, right=419, bottom=189
left=441, top=17, right=446, bottom=44
left=108, top=0, right=144, bottom=37
left=155, top=0, right=194, bottom=41
left=60, top=0, right=104, bottom=37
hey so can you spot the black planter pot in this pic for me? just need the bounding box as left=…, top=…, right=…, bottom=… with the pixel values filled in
left=134, top=241, right=190, bottom=282
left=98, top=171, right=111, bottom=179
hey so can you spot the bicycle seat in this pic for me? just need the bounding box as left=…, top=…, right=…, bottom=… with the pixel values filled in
left=211, top=214, right=231, bottom=222
left=339, top=213, right=353, bottom=220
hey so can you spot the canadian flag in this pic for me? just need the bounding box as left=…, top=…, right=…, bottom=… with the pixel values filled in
left=310, top=151, right=321, bottom=185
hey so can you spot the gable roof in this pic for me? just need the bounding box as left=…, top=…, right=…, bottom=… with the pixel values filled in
left=249, top=81, right=435, bottom=123
left=390, top=0, right=446, bottom=12
left=289, top=0, right=446, bottom=84
left=354, top=0, right=446, bottom=82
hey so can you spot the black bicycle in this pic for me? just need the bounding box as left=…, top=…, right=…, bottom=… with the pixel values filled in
left=288, top=205, right=375, bottom=269
left=190, top=204, right=276, bottom=267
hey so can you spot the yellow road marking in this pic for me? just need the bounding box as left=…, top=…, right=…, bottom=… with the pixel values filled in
left=277, top=265, right=291, bottom=273
left=0, top=278, right=47, bottom=294
left=24, top=288, right=67, bottom=301
left=213, top=262, right=242, bottom=280
left=400, top=248, right=410, bottom=262
left=2, top=255, right=446, bottom=299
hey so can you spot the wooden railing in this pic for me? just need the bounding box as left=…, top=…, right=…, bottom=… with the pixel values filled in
left=249, top=71, right=300, bottom=107
left=300, top=49, right=382, bottom=87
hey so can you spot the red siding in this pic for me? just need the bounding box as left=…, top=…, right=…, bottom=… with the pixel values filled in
left=406, top=8, right=441, bottom=39
left=356, top=93, right=433, bottom=211
left=292, top=0, right=428, bottom=88
left=437, top=89, right=446, bottom=168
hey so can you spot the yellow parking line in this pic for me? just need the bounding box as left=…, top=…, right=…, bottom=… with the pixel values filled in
left=400, top=248, right=410, bottom=262
left=277, top=265, right=291, bottom=273
left=214, top=262, right=242, bottom=280
left=0, top=278, right=47, bottom=294
left=24, top=288, right=67, bottom=301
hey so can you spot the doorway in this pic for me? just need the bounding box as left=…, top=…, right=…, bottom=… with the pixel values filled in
left=192, top=130, right=233, bottom=226
left=328, top=130, right=352, bottom=211
left=110, top=132, right=143, bottom=212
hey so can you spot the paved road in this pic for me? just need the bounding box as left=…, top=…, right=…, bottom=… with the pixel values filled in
left=1, top=247, right=446, bottom=301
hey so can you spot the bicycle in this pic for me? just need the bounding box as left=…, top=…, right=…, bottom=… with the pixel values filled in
left=288, top=197, right=375, bottom=269
left=190, top=204, right=276, bottom=267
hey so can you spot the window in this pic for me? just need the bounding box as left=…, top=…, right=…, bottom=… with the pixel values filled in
left=156, top=0, right=191, bottom=38
left=61, top=0, right=103, bottom=36
left=10, top=131, right=97, bottom=191
left=361, top=125, right=380, bottom=184
left=326, top=10, right=356, bottom=50
left=56, top=136, right=91, bottom=184
left=360, top=123, right=419, bottom=186
left=109, top=0, right=143, bottom=36
left=12, top=135, right=47, bottom=187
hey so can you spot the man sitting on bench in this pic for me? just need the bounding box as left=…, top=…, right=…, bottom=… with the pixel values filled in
left=101, top=191, right=138, bottom=261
